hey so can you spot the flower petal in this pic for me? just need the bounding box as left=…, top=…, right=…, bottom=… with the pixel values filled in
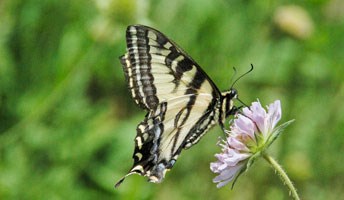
left=227, top=137, right=250, bottom=152
left=267, top=100, right=282, bottom=130
left=232, top=115, right=256, bottom=141
left=243, top=101, right=268, bottom=136
left=213, top=163, right=245, bottom=188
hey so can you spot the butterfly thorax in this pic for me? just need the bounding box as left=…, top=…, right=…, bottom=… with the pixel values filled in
left=219, top=88, right=238, bottom=126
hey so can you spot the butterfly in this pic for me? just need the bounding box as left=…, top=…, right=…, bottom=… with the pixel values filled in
left=116, top=25, right=240, bottom=187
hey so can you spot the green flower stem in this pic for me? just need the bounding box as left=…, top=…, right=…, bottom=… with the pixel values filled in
left=263, top=153, right=300, bottom=200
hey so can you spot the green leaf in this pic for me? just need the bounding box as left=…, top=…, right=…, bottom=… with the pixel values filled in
left=266, top=119, right=295, bottom=148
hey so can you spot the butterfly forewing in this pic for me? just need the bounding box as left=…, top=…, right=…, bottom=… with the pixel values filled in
left=121, top=25, right=220, bottom=110
left=117, top=25, right=235, bottom=187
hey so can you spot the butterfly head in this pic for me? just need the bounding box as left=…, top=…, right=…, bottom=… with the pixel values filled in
left=228, top=88, right=238, bottom=99
left=221, top=88, right=238, bottom=118
left=222, top=64, right=254, bottom=117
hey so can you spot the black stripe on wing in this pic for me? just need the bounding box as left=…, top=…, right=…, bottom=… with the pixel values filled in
left=183, top=90, right=220, bottom=149
left=120, top=26, right=159, bottom=109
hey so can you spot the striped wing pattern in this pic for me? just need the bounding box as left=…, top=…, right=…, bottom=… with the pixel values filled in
left=116, top=25, right=233, bottom=186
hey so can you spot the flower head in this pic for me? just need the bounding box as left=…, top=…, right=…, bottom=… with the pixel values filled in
left=210, top=99, right=293, bottom=188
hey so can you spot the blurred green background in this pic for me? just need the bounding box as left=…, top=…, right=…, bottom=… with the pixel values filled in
left=1, top=0, right=343, bottom=199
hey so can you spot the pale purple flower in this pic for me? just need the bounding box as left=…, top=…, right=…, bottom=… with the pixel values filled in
left=210, top=99, right=292, bottom=188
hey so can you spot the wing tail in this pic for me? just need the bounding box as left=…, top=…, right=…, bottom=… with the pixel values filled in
left=115, top=170, right=138, bottom=188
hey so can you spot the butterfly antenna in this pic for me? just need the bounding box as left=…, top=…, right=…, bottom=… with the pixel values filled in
left=237, top=98, right=249, bottom=107
left=230, top=64, right=254, bottom=89
left=229, top=67, right=238, bottom=86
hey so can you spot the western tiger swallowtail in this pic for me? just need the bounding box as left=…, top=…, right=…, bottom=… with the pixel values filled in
left=116, top=25, right=240, bottom=187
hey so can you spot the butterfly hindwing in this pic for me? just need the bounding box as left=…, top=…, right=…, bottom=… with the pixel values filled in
left=122, top=93, right=218, bottom=184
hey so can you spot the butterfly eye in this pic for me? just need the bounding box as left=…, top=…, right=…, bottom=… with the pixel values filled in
left=228, top=88, right=238, bottom=99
